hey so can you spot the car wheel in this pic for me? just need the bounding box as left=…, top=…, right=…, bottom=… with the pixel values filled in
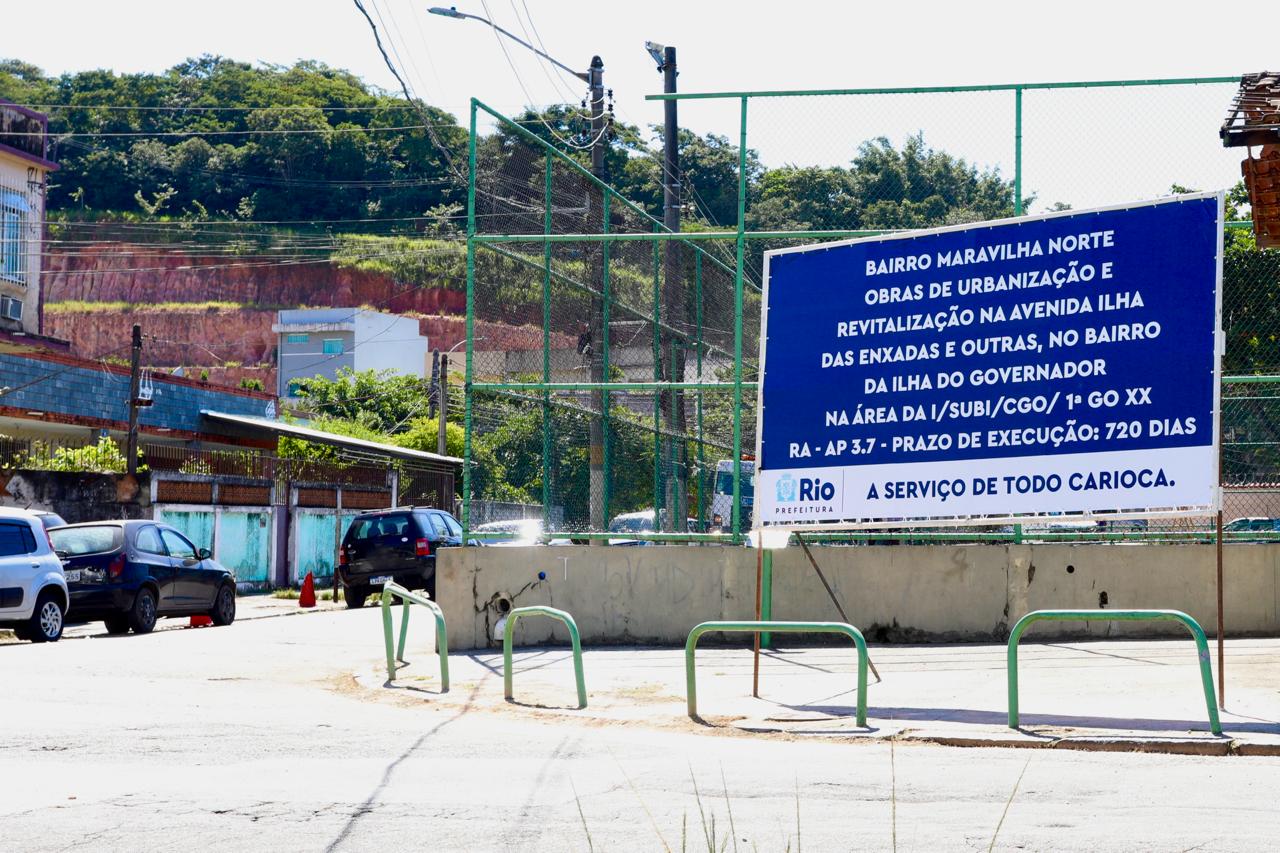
left=345, top=585, right=368, bottom=609
left=128, top=588, right=158, bottom=635
left=26, top=590, right=65, bottom=643
left=104, top=615, right=131, bottom=635
left=210, top=584, right=236, bottom=626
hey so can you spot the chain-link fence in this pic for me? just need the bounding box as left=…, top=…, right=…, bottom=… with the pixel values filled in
left=463, top=76, right=1280, bottom=542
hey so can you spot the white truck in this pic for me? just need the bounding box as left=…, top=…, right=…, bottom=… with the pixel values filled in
left=709, top=458, right=755, bottom=532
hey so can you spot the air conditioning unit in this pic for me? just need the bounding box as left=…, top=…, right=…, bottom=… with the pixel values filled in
left=1, top=295, right=22, bottom=321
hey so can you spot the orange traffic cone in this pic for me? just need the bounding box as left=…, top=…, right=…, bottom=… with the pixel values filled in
left=299, top=571, right=317, bottom=608
left=189, top=615, right=213, bottom=628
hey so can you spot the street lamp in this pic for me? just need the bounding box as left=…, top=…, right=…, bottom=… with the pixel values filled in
left=427, top=6, right=589, bottom=82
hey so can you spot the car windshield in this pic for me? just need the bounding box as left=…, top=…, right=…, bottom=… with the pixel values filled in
left=609, top=516, right=654, bottom=533
left=714, top=471, right=755, bottom=499
left=351, top=514, right=413, bottom=540
left=50, top=525, right=122, bottom=555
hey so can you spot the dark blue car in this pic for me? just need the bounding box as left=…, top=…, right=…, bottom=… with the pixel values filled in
left=49, top=521, right=236, bottom=635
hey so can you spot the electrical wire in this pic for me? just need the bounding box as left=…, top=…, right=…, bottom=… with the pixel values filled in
left=506, top=0, right=579, bottom=107
left=475, top=0, right=608, bottom=153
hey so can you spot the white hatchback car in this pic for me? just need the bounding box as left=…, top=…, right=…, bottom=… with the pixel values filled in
left=0, top=507, right=69, bottom=643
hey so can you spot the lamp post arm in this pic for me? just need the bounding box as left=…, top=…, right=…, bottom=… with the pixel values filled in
left=429, top=7, right=589, bottom=82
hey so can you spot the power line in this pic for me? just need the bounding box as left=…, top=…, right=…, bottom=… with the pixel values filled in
left=351, top=0, right=467, bottom=188
left=476, top=0, right=608, bottom=153
left=11, top=123, right=455, bottom=138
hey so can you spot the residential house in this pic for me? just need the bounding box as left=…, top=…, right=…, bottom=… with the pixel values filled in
left=274, top=308, right=429, bottom=400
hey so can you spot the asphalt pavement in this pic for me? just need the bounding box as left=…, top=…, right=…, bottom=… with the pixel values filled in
left=3, top=601, right=1280, bottom=851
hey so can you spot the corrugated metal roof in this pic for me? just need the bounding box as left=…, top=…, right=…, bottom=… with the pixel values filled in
left=200, top=410, right=462, bottom=468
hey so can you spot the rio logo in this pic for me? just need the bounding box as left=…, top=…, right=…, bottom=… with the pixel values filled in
left=799, top=478, right=836, bottom=502
left=776, top=474, right=835, bottom=503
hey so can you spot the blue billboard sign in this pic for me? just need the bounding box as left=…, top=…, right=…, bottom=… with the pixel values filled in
left=755, top=194, right=1224, bottom=526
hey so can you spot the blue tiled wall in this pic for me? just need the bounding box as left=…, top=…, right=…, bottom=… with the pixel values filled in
left=0, top=354, right=271, bottom=433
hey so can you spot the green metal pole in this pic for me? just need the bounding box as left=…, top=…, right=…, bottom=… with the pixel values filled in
left=381, top=589, right=397, bottom=680
left=1006, top=609, right=1220, bottom=735
left=675, top=335, right=686, bottom=522
left=503, top=606, right=587, bottom=709
left=645, top=75, right=1240, bottom=102
left=602, top=193, right=613, bottom=526
left=462, top=99, right=478, bottom=537
left=473, top=381, right=755, bottom=393
left=732, top=96, right=748, bottom=540
left=653, top=224, right=663, bottom=527
left=1014, top=86, right=1023, bottom=216
left=685, top=620, right=867, bottom=727
left=381, top=584, right=450, bottom=691
left=695, top=253, right=705, bottom=527
left=397, top=597, right=411, bottom=660
left=542, top=154, right=554, bottom=529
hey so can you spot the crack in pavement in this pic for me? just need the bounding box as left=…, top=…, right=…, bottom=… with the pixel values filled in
left=323, top=676, right=487, bottom=853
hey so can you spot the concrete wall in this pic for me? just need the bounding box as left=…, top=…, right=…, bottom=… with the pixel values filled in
left=353, top=312, right=427, bottom=378
left=437, top=543, right=1280, bottom=649
left=436, top=546, right=756, bottom=650
left=0, top=470, right=150, bottom=523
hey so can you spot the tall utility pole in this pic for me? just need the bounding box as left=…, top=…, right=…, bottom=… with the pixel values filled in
left=587, top=55, right=608, bottom=537
left=653, top=43, right=686, bottom=532
left=126, top=324, right=142, bottom=475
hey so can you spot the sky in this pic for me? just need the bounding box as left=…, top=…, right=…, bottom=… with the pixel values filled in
left=6, top=1, right=1274, bottom=211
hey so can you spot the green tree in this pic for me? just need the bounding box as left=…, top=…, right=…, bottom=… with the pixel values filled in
left=276, top=414, right=390, bottom=462
left=0, top=56, right=467, bottom=222
left=290, top=368, right=430, bottom=434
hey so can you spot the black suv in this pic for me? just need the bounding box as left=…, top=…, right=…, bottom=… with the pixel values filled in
left=337, top=507, right=465, bottom=608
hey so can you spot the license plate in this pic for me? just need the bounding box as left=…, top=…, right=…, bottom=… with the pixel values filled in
left=370, top=576, right=393, bottom=586
left=64, top=569, right=81, bottom=583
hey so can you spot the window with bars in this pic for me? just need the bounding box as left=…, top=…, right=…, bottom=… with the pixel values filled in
left=0, top=186, right=29, bottom=285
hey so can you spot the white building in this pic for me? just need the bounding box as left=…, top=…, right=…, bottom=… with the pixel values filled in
left=273, top=308, right=430, bottom=399
left=0, top=99, right=58, bottom=341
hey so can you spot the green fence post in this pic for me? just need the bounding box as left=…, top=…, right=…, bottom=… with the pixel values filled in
left=602, top=192, right=613, bottom=526
left=731, top=95, right=748, bottom=541
left=685, top=620, right=867, bottom=727
left=462, top=98, right=478, bottom=537
left=542, top=154, right=554, bottom=527
left=503, top=605, right=587, bottom=708
left=1014, top=86, right=1023, bottom=216
left=653, top=223, right=664, bottom=527
left=695, top=252, right=705, bottom=528
left=1006, top=609, right=1220, bottom=735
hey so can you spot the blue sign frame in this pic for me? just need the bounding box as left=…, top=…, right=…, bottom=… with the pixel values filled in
left=754, top=194, right=1224, bottom=529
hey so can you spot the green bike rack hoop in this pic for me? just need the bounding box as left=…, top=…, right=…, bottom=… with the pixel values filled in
left=685, top=621, right=869, bottom=727
left=380, top=582, right=449, bottom=691
left=503, top=606, right=587, bottom=709
left=1007, top=609, right=1220, bottom=735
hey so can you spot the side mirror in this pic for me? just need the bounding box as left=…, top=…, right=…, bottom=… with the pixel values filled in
left=197, top=548, right=212, bottom=560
